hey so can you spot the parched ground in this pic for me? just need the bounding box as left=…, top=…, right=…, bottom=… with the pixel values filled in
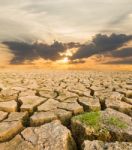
left=0, top=70, right=132, bottom=150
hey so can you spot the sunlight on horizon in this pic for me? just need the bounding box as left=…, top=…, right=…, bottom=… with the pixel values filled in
left=57, top=57, right=70, bottom=64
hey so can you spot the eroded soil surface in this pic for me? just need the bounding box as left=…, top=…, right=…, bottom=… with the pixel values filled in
left=0, top=70, right=132, bottom=150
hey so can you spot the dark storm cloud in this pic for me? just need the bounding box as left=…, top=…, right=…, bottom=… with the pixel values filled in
left=105, top=58, right=132, bottom=65
left=109, top=48, right=132, bottom=58
left=71, top=33, right=132, bottom=60
left=104, top=47, right=132, bottom=65
left=3, top=41, right=79, bottom=64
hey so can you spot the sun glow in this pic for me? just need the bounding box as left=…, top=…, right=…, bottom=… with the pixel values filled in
left=57, top=57, right=70, bottom=64
left=59, top=48, right=78, bottom=57
left=62, top=57, right=69, bottom=63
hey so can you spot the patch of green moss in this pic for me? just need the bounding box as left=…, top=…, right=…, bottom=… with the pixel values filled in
left=107, top=117, right=127, bottom=129
left=73, top=112, right=101, bottom=130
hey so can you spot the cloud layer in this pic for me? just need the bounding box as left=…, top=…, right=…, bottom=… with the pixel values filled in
left=3, top=41, right=79, bottom=64
left=71, top=34, right=132, bottom=60
left=2, top=33, right=132, bottom=65
left=0, top=0, right=132, bottom=42
left=0, top=1, right=132, bottom=68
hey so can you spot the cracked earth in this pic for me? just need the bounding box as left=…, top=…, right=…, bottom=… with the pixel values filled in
left=0, top=70, right=132, bottom=150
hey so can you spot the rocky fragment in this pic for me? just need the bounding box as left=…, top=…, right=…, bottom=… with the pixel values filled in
left=0, top=69, right=132, bottom=149
left=69, top=89, right=91, bottom=97
left=30, top=111, right=57, bottom=126
left=0, top=111, right=8, bottom=121
left=52, top=108, right=72, bottom=125
left=28, top=120, right=76, bottom=150
left=6, top=112, right=29, bottom=122
left=122, top=97, right=132, bottom=105
left=38, top=89, right=58, bottom=98
left=58, top=100, right=84, bottom=115
left=126, top=90, right=132, bottom=98
left=0, top=134, right=35, bottom=150
left=82, top=140, right=104, bottom=150
left=0, top=89, right=18, bottom=102
left=105, top=98, right=132, bottom=116
left=0, top=100, right=17, bottom=112
left=71, top=108, right=132, bottom=145
left=19, top=90, right=36, bottom=97
left=56, top=90, right=78, bottom=102
left=82, top=140, right=132, bottom=150
left=78, top=96, right=101, bottom=111
left=19, top=96, right=47, bottom=113
left=0, top=120, right=77, bottom=150
left=38, top=99, right=60, bottom=111
left=0, top=112, right=28, bottom=142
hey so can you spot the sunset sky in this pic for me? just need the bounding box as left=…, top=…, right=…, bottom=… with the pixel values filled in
left=0, top=0, right=132, bottom=70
